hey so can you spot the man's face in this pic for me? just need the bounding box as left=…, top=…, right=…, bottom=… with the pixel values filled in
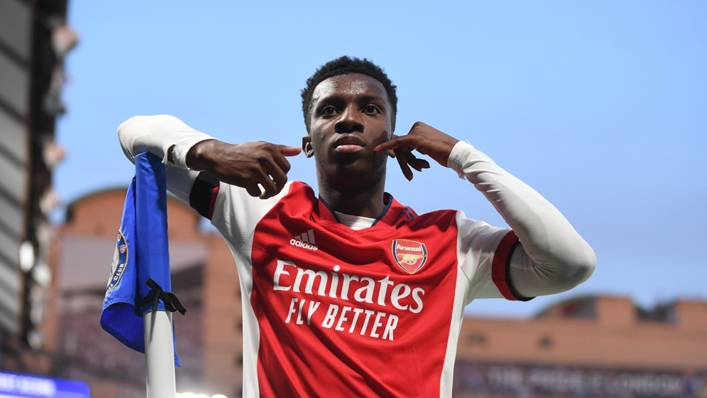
left=303, top=73, right=393, bottom=192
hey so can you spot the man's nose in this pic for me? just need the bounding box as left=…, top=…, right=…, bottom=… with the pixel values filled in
left=335, top=105, right=363, bottom=133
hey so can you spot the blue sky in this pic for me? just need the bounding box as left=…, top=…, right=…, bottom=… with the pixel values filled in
left=55, top=1, right=707, bottom=317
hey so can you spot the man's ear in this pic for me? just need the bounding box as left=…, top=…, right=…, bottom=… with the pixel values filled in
left=302, top=136, right=314, bottom=158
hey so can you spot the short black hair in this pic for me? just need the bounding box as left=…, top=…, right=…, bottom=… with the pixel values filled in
left=301, top=56, right=398, bottom=133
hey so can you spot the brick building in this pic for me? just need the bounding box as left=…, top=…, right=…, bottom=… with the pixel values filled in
left=454, top=296, right=707, bottom=397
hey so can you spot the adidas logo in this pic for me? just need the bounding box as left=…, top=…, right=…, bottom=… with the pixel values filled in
left=290, top=229, right=318, bottom=251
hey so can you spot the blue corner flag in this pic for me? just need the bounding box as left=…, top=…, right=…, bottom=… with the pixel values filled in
left=100, top=151, right=182, bottom=366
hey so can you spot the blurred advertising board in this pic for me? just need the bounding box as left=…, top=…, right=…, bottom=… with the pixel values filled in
left=454, top=361, right=706, bottom=398
left=0, top=371, right=89, bottom=398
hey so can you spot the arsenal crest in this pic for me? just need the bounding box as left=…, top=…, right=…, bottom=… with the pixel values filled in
left=392, top=239, right=428, bottom=274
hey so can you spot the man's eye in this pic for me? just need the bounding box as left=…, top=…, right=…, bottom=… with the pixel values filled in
left=321, top=106, right=337, bottom=116
left=364, top=105, right=380, bottom=114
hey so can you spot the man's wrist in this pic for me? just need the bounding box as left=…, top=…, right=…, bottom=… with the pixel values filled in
left=186, top=139, right=216, bottom=171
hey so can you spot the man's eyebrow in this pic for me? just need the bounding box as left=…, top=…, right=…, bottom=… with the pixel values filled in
left=355, top=94, right=386, bottom=104
left=312, top=93, right=387, bottom=110
left=312, top=94, right=342, bottom=108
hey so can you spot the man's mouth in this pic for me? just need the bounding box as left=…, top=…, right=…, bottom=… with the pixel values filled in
left=333, top=136, right=365, bottom=153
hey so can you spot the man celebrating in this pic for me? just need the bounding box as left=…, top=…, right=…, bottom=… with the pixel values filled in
left=118, top=56, right=595, bottom=397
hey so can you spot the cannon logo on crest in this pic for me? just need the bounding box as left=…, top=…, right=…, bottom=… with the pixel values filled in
left=392, top=239, right=428, bottom=274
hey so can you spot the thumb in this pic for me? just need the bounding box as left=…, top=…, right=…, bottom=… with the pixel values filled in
left=277, top=145, right=302, bottom=157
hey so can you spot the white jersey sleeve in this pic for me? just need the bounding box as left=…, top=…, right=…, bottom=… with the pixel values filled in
left=447, top=141, right=596, bottom=300
left=117, top=115, right=214, bottom=202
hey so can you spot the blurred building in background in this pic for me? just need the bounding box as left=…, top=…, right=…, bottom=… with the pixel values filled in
left=0, top=0, right=77, bottom=379
left=47, top=187, right=707, bottom=398
left=454, top=296, right=707, bottom=397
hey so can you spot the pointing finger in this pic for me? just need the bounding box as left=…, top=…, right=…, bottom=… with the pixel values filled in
left=277, top=145, right=302, bottom=157
left=374, top=136, right=405, bottom=152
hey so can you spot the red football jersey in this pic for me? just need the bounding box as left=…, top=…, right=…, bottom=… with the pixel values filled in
left=191, top=178, right=524, bottom=397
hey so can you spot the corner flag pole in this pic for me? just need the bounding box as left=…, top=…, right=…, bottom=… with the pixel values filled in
left=145, top=310, right=176, bottom=397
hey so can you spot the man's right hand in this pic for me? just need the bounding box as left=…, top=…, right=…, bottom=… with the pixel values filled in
left=185, top=140, right=301, bottom=199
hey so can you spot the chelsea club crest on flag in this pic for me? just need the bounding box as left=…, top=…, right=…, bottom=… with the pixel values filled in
left=100, top=152, right=183, bottom=366
left=107, top=232, right=128, bottom=294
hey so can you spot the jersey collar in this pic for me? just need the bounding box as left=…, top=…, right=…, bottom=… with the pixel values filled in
left=315, top=193, right=405, bottom=228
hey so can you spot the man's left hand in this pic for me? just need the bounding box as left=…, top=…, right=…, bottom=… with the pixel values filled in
left=374, top=122, right=459, bottom=181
